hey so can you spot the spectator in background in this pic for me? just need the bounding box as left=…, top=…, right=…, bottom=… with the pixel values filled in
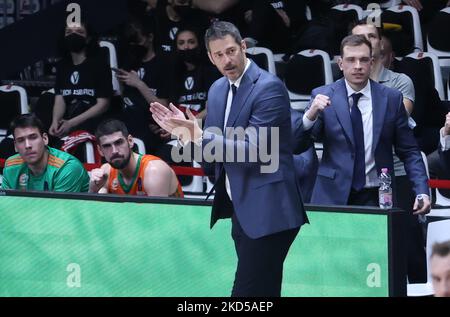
left=48, top=20, right=112, bottom=138
left=116, top=17, right=170, bottom=155
left=439, top=113, right=450, bottom=175
left=89, top=119, right=183, bottom=198
left=286, top=0, right=381, bottom=58
left=430, top=240, right=450, bottom=297
left=136, top=0, right=238, bottom=15
left=164, top=26, right=221, bottom=120
left=402, top=0, right=450, bottom=41
left=140, top=0, right=212, bottom=56
left=402, top=0, right=450, bottom=20
left=2, top=114, right=89, bottom=192
left=393, top=42, right=448, bottom=155
left=380, top=35, right=396, bottom=70
left=240, top=0, right=308, bottom=54
left=352, top=22, right=415, bottom=114
left=428, top=112, right=450, bottom=202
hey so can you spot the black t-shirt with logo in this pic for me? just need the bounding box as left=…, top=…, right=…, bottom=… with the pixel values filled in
left=122, top=55, right=168, bottom=110
left=152, top=3, right=212, bottom=55
left=121, top=55, right=170, bottom=150
left=54, top=55, right=112, bottom=122
left=162, top=64, right=221, bottom=116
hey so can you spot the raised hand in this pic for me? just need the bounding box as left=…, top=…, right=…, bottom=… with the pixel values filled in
left=150, top=102, right=202, bottom=145
left=305, top=94, right=331, bottom=121
left=413, top=194, right=431, bottom=215
left=89, top=168, right=108, bottom=193
left=115, top=69, right=142, bottom=88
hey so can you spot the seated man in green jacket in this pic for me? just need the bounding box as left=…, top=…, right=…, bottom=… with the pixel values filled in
left=2, top=114, right=89, bottom=192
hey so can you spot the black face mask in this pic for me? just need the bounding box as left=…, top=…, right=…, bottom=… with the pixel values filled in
left=64, top=33, right=87, bottom=53
left=126, top=44, right=147, bottom=70
left=173, top=5, right=192, bottom=19
left=177, top=48, right=201, bottom=64
left=129, top=44, right=147, bottom=60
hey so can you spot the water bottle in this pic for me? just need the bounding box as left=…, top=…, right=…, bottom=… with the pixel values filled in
left=416, top=194, right=427, bottom=224
left=379, top=168, right=393, bottom=209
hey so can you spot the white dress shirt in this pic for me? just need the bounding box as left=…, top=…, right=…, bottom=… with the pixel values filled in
left=223, top=59, right=252, bottom=200
left=345, top=80, right=378, bottom=188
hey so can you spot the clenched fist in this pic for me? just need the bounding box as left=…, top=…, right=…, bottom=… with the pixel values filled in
left=89, top=168, right=108, bottom=193
left=305, top=94, right=331, bottom=121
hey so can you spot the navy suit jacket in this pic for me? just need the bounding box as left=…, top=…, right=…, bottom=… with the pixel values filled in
left=202, top=61, right=308, bottom=238
left=291, top=109, right=318, bottom=203
left=298, top=78, right=428, bottom=205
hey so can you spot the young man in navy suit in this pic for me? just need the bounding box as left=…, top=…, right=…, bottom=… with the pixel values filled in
left=150, top=21, right=307, bottom=297
left=298, top=34, right=431, bottom=214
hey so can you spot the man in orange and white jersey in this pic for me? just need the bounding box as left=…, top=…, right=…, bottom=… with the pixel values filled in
left=89, top=119, right=183, bottom=197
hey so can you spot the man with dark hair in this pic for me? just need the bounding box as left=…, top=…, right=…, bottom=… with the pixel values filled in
left=351, top=21, right=426, bottom=283
left=351, top=21, right=415, bottom=114
left=297, top=34, right=430, bottom=213
left=430, top=240, right=450, bottom=297
left=89, top=119, right=183, bottom=197
left=150, top=21, right=307, bottom=297
left=2, top=114, right=89, bottom=192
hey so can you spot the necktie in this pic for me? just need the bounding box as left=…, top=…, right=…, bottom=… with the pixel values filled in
left=231, top=84, right=237, bottom=103
left=224, top=84, right=237, bottom=129
left=222, top=84, right=238, bottom=200
left=350, top=92, right=365, bottom=191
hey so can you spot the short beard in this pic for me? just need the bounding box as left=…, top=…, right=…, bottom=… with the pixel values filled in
left=110, top=152, right=131, bottom=170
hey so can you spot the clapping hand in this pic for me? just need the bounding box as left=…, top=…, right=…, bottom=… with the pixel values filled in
left=150, top=102, right=202, bottom=145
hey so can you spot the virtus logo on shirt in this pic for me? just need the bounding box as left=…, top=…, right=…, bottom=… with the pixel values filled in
left=137, top=67, right=145, bottom=80
left=70, top=71, right=80, bottom=85
left=184, top=76, right=194, bottom=90
left=169, top=27, right=178, bottom=40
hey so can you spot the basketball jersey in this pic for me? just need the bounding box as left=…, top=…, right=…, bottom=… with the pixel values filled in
left=107, top=154, right=183, bottom=197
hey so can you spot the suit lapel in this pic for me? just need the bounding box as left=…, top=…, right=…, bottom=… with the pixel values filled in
left=371, top=80, right=387, bottom=152
left=333, top=79, right=355, bottom=149
left=226, top=62, right=259, bottom=128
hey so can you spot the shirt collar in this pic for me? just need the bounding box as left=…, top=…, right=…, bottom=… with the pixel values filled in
left=228, top=58, right=251, bottom=89
left=344, top=78, right=371, bottom=99
left=377, top=66, right=392, bottom=83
